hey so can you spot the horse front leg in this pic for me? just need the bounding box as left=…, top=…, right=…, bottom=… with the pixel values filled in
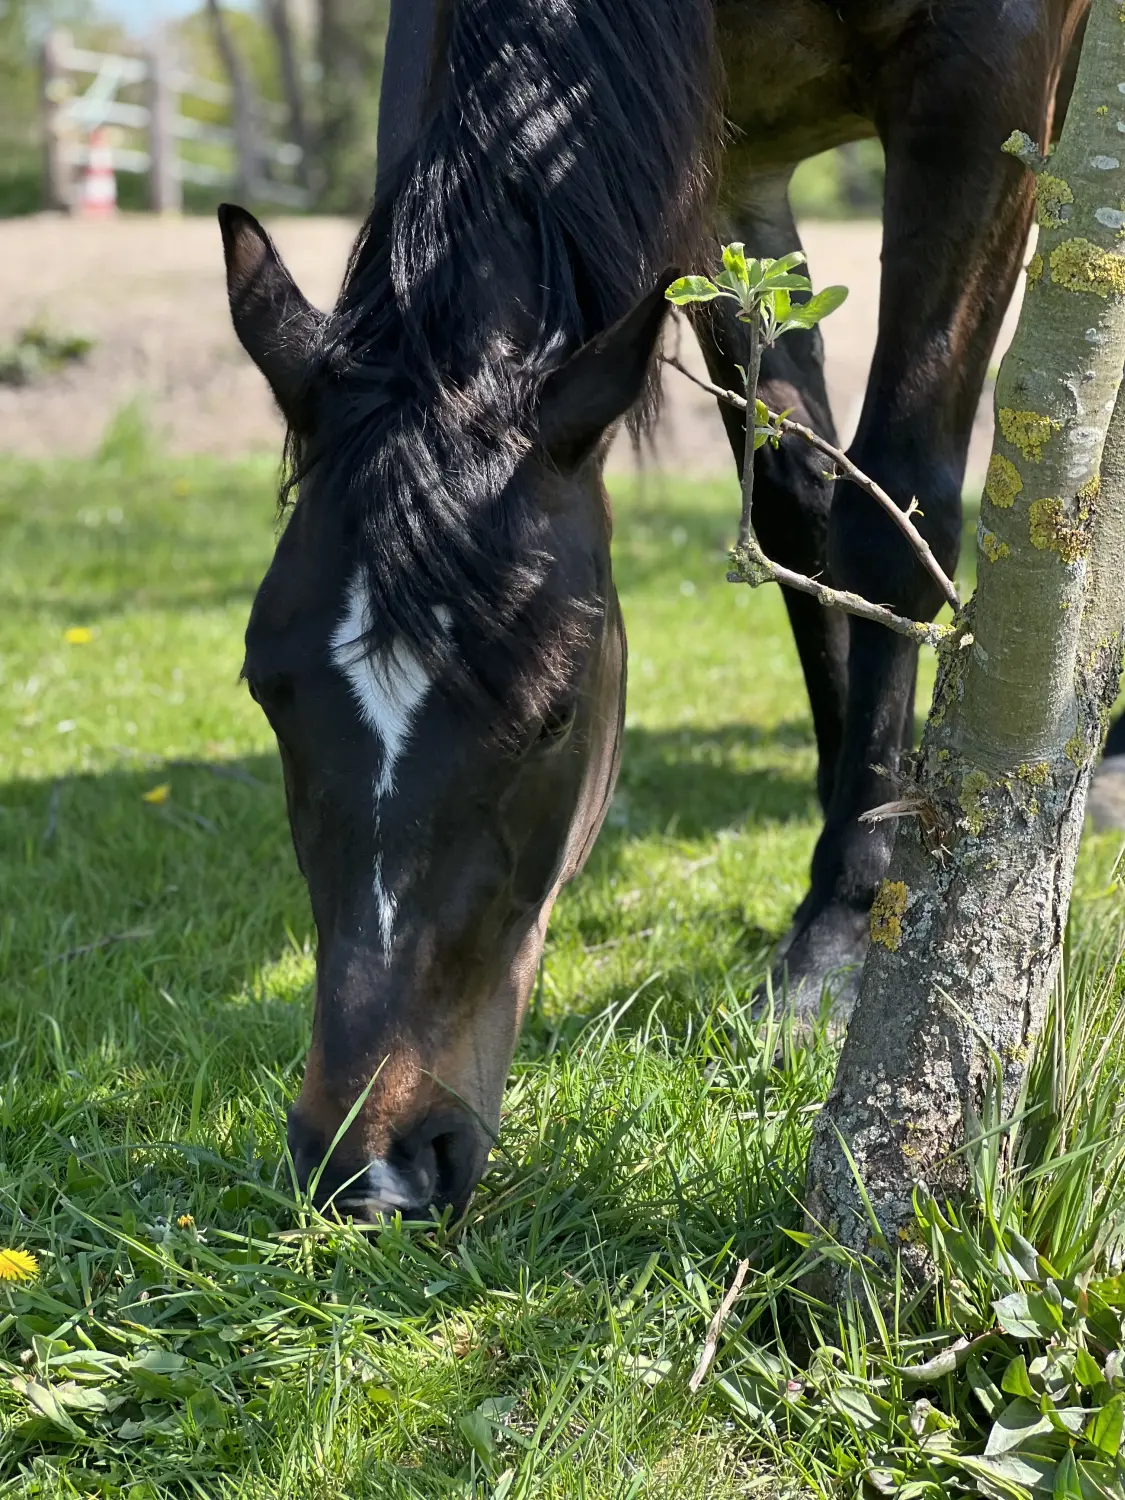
left=694, top=173, right=850, bottom=817
left=780, top=12, right=1068, bottom=1015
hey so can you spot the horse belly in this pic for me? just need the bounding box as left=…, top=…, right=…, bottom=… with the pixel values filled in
left=716, top=0, right=879, bottom=173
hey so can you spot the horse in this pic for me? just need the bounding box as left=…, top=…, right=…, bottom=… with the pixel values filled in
left=220, top=0, right=1088, bottom=1218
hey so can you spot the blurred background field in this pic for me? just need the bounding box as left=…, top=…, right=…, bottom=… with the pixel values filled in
left=0, top=3, right=886, bottom=222
left=0, top=7, right=1015, bottom=482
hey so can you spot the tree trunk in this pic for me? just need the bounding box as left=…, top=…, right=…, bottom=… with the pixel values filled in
left=316, top=0, right=389, bottom=214
left=805, top=0, right=1125, bottom=1293
left=206, top=0, right=266, bottom=202
left=261, top=0, right=317, bottom=195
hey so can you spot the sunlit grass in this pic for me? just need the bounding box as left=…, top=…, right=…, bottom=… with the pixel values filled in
left=2, top=434, right=1125, bottom=1497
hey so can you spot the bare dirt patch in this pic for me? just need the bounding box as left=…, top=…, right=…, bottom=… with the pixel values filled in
left=0, top=214, right=1021, bottom=479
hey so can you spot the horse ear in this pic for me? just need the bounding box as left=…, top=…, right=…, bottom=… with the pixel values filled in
left=218, top=203, right=322, bottom=426
left=537, top=271, right=678, bottom=474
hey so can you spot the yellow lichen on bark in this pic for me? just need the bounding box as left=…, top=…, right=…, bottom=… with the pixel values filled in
left=1016, top=761, right=1051, bottom=786
left=1077, top=472, right=1101, bottom=511
left=959, top=770, right=992, bottom=835
left=1029, top=497, right=1089, bottom=562
left=1027, top=252, right=1045, bottom=287
left=870, top=880, right=908, bottom=951
left=1036, top=173, right=1074, bottom=228
left=1050, top=237, right=1125, bottom=296
left=998, top=408, right=1060, bottom=462
left=985, top=453, right=1023, bottom=507
left=981, top=530, right=1010, bottom=562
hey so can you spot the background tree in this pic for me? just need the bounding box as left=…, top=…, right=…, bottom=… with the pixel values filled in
left=805, top=0, right=1125, bottom=1291
left=0, top=0, right=92, bottom=214
left=260, top=0, right=317, bottom=196
left=315, top=0, right=389, bottom=214
left=205, top=0, right=266, bottom=200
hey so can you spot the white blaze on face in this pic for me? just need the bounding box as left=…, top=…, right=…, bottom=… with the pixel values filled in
left=330, top=571, right=437, bottom=955
left=331, top=574, right=434, bottom=798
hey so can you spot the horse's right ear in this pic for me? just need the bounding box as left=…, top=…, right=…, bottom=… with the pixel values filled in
left=218, top=204, right=322, bottom=426
left=537, top=271, right=678, bottom=474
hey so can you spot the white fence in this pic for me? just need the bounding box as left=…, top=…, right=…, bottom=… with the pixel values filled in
left=42, top=30, right=308, bottom=213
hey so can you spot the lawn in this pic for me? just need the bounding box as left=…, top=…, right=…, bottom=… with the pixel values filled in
left=3, top=423, right=1125, bottom=1499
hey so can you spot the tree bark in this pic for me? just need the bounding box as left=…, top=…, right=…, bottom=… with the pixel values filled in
left=206, top=0, right=266, bottom=201
left=805, top=0, right=1125, bottom=1292
left=261, top=0, right=317, bottom=194
left=316, top=0, right=389, bottom=214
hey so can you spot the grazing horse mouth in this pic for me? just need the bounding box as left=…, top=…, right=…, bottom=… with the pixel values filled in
left=289, top=1105, right=486, bottom=1221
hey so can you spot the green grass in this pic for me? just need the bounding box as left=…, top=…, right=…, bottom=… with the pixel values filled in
left=2, top=427, right=1125, bottom=1498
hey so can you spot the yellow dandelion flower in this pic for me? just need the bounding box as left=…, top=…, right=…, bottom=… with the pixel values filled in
left=172, top=478, right=191, bottom=499
left=141, top=784, right=170, bottom=805
left=64, top=627, right=93, bottom=645
left=176, top=1214, right=195, bottom=1230
left=0, top=1248, right=39, bottom=1283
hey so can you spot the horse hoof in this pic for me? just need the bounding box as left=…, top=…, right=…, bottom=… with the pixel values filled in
left=1088, top=754, right=1125, bottom=831
left=754, top=903, right=869, bottom=1030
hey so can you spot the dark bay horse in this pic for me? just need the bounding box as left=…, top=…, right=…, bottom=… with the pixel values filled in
left=221, top=0, right=1087, bottom=1217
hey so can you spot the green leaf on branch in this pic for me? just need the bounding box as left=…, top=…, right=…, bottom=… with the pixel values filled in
left=760, top=274, right=813, bottom=291
left=782, top=284, right=849, bottom=329
left=665, top=276, right=722, bottom=305
left=721, top=242, right=750, bottom=289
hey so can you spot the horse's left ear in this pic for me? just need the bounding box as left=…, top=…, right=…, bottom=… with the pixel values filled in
left=538, top=271, right=678, bottom=473
left=218, top=203, right=323, bottom=426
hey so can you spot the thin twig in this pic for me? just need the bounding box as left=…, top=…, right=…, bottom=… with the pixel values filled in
left=730, top=540, right=950, bottom=649
left=663, top=354, right=961, bottom=614
left=737, top=321, right=762, bottom=550
left=689, top=1257, right=750, bottom=1393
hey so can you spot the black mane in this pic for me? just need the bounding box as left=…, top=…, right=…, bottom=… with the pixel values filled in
left=290, top=0, right=718, bottom=715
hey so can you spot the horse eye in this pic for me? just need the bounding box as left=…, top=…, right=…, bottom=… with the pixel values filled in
left=249, top=673, right=294, bottom=711
left=537, top=704, right=577, bottom=745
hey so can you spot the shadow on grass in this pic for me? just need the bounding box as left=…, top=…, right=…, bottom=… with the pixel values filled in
left=615, top=719, right=818, bottom=839
left=0, top=717, right=816, bottom=1073
left=1, top=582, right=263, bottom=621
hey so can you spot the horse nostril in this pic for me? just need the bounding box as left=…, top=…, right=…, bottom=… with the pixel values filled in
left=392, top=1112, right=485, bottom=1214
left=286, top=1106, right=485, bottom=1218
left=430, top=1126, right=479, bottom=1211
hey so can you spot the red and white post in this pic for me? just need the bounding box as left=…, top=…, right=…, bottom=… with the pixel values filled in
left=77, top=127, right=118, bottom=218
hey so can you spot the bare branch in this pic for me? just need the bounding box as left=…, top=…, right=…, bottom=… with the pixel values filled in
left=662, top=353, right=961, bottom=614
left=689, top=1258, right=750, bottom=1393
left=736, top=320, right=762, bottom=550
left=206, top=0, right=266, bottom=198
left=728, top=539, right=950, bottom=649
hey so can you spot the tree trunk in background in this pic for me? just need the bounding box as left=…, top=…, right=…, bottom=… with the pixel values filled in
left=206, top=0, right=266, bottom=201
left=261, top=0, right=317, bottom=195
left=805, top=0, right=1125, bottom=1293
left=316, top=0, right=389, bottom=214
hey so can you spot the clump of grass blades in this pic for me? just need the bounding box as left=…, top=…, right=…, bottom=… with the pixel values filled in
left=710, top=914, right=1125, bottom=1499
left=0, top=323, right=93, bottom=388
